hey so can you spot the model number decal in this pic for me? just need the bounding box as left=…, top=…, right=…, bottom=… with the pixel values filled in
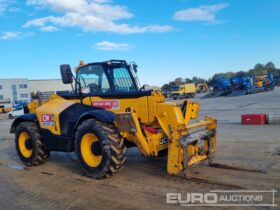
left=41, top=114, right=55, bottom=126
left=92, top=100, right=120, bottom=110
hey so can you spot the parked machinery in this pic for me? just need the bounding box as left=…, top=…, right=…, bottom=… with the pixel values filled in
left=170, top=83, right=196, bottom=99
left=212, top=77, right=231, bottom=92
left=254, top=73, right=276, bottom=91
left=230, top=76, right=253, bottom=90
left=0, top=99, right=12, bottom=113
left=196, top=83, right=209, bottom=93
left=207, top=73, right=276, bottom=98
left=10, top=60, right=217, bottom=179
left=161, top=89, right=171, bottom=98
left=229, top=74, right=275, bottom=96
left=241, top=73, right=276, bottom=94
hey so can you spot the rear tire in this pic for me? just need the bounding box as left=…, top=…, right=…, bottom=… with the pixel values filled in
left=15, top=122, right=50, bottom=166
left=75, top=119, right=126, bottom=179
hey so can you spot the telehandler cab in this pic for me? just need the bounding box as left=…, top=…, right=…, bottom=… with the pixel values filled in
left=11, top=60, right=217, bottom=179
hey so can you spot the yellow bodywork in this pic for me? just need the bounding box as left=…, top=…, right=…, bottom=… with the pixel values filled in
left=0, top=107, right=12, bottom=113
left=254, top=76, right=265, bottom=88
left=27, top=58, right=216, bottom=177
left=171, top=83, right=196, bottom=99
left=254, top=80, right=263, bottom=88
left=196, top=83, right=209, bottom=93
left=29, top=90, right=217, bottom=176
left=254, top=71, right=268, bottom=88
left=36, top=98, right=75, bottom=135
left=0, top=100, right=12, bottom=113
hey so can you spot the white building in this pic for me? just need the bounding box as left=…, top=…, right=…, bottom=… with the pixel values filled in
left=28, top=79, right=72, bottom=93
left=0, top=78, right=73, bottom=104
left=0, top=79, right=30, bottom=103
left=29, top=79, right=73, bottom=99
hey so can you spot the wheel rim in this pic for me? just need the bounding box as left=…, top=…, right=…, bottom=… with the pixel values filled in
left=19, top=132, right=33, bottom=158
left=80, top=133, right=102, bottom=167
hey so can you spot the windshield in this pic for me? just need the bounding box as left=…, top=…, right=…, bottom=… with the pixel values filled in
left=77, top=64, right=111, bottom=94
left=171, top=86, right=179, bottom=91
left=76, top=63, right=137, bottom=94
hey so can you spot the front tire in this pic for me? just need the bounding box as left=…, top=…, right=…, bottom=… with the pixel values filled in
left=75, top=119, right=126, bottom=179
left=15, top=122, right=50, bottom=166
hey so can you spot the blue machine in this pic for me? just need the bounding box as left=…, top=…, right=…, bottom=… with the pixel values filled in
left=13, top=101, right=29, bottom=109
left=265, top=73, right=276, bottom=90
left=207, top=73, right=276, bottom=98
left=245, top=73, right=276, bottom=94
left=267, top=73, right=276, bottom=88
left=212, top=77, right=232, bottom=92
left=231, top=76, right=253, bottom=90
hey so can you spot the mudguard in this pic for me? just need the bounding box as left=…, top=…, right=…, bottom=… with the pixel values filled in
left=10, top=114, right=37, bottom=133
left=57, top=103, right=115, bottom=138
left=74, top=110, right=115, bottom=131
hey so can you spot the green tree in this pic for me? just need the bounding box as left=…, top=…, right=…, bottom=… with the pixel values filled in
left=224, top=72, right=236, bottom=78
left=174, top=77, right=183, bottom=85
left=254, top=63, right=264, bottom=70
left=265, top=62, right=276, bottom=70
left=161, top=84, right=171, bottom=91
left=192, top=77, right=205, bottom=84
left=185, top=78, right=192, bottom=83
left=169, top=81, right=177, bottom=87
left=235, top=71, right=247, bottom=77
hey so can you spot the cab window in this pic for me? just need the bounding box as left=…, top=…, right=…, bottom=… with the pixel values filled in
left=111, top=67, right=137, bottom=92
left=77, top=65, right=111, bottom=94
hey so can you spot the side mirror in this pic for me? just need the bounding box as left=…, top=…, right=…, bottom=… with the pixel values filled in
left=141, top=84, right=151, bottom=91
left=60, top=64, right=73, bottom=84
left=132, top=64, right=138, bottom=73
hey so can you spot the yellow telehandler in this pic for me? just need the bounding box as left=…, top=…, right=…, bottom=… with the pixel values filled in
left=11, top=60, right=217, bottom=179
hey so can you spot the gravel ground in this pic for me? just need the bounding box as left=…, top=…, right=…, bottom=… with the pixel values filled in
left=0, top=87, right=279, bottom=210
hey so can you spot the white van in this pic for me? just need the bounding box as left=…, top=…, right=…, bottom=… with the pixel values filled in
left=8, top=107, right=24, bottom=119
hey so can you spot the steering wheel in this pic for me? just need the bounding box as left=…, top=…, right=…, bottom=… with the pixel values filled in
left=114, top=84, right=119, bottom=91
left=88, top=83, right=101, bottom=93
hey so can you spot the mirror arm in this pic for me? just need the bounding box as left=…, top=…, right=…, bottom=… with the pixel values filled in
left=76, top=77, right=83, bottom=106
left=78, top=75, right=93, bottom=107
left=70, top=74, right=75, bottom=93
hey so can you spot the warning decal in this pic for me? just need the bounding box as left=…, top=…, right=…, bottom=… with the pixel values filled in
left=92, top=100, right=120, bottom=110
left=41, top=114, right=55, bottom=126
